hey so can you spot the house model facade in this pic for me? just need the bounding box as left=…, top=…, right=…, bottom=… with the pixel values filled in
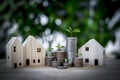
left=23, top=36, right=45, bottom=66
left=78, top=39, right=105, bottom=66
left=6, top=35, right=45, bottom=68
left=6, top=37, right=23, bottom=68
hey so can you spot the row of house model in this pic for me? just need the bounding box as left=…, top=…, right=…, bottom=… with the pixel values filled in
left=6, top=36, right=45, bottom=68
left=6, top=35, right=104, bottom=68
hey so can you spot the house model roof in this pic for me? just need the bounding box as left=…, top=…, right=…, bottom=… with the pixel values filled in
left=23, top=35, right=33, bottom=45
left=79, top=39, right=104, bottom=50
left=7, top=37, right=20, bottom=46
left=22, top=35, right=40, bottom=46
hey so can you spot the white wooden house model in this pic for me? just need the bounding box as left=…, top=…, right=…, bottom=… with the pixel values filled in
left=6, top=37, right=23, bottom=68
left=78, top=39, right=104, bottom=66
left=23, top=35, right=45, bottom=66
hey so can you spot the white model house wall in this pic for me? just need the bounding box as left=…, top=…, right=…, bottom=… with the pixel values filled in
left=78, top=39, right=104, bottom=66
left=36, top=42, right=45, bottom=65
left=23, top=35, right=45, bottom=66
left=6, top=37, right=23, bottom=68
left=6, top=39, right=12, bottom=68
left=23, top=37, right=32, bottom=66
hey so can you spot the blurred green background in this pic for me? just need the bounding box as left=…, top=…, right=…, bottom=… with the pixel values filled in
left=0, top=0, right=120, bottom=58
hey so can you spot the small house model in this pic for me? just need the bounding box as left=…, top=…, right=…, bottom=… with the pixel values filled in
left=6, top=37, right=23, bottom=68
left=78, top=39, right=104, bottom=66
left=23, top=35, right=45, bottom=66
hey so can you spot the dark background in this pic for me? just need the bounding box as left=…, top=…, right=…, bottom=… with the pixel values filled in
left=0, top=0, right=120, bottom=59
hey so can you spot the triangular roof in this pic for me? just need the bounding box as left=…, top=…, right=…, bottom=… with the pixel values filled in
left=79, top=39, right=104, bottom=50
left=7, top=37, right=20, bottom=46
left=23, top=35, right=40, bottom=46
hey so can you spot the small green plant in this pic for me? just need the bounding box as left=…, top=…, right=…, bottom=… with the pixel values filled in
left=64, top=58, right=68, bottom=63
left=75, top=53, right=78, bottom=57
left=47, top=47, right=53, bottom=51
left=46, top=47, right=54, bottom=56
left=65, top=27, right=80, bottom=37
left=78, top=53, right=82, bottom=58
left=68, top=58, right=72, bottom=63
left=56, top=44, right=65, bottom=51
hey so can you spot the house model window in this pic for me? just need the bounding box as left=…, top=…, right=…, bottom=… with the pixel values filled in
left=13, top=46, right=16, bottom=52
left=8, top=56, right=9, bottom=59
left=37, top=48, right=41, bottom=52
left=85, top=47, right=89, bottom=51
left=38, top=59, right=40, bottom=63
left=33, top=59, right=35, bottom=63
left=19, top=63, right=22, bottom=66
left=85, top=59, right=89, bottom=63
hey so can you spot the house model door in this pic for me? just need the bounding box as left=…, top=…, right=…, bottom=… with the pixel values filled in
left=94, top=59, right=98, bottom=65
left=26, top=59, right=30, bottom=66
left=14, top=63, right=17, bottom=68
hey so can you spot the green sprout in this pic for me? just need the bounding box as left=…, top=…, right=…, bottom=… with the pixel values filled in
left=65, top=58, right=68, bottom=63
left=78, top=53, right=82, bottom=58
left=46, top=47, right=54, bottom=56
left=65, top=27, right=80, bottom=37
left=56, top=44, right=65, bottom=51
left=75, top=53, right=78, bottom=57
left=68, top=58, right=72, bottom=63
left=47, top=47, right=53, bottom=51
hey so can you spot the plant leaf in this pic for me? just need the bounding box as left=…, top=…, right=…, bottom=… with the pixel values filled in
left=68, top=27, right=72, bottom=31
left=73, top=28, right=80, bottom=33
left=61, top=46, right=65, bottom=48
left=65, top=29, right=71, bottom=33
